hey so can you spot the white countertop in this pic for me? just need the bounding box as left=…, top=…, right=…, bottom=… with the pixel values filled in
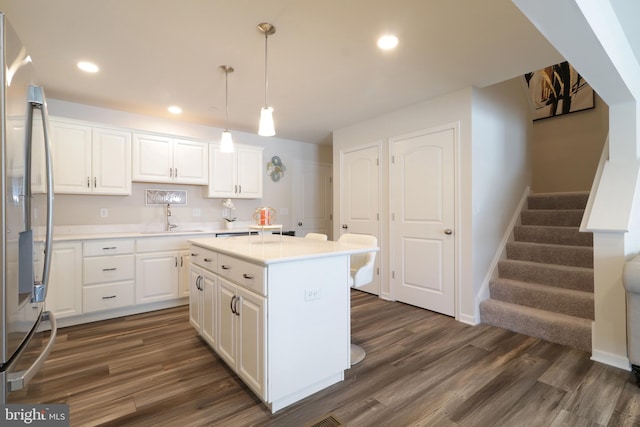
left=189, top=235, right=379, bottom=265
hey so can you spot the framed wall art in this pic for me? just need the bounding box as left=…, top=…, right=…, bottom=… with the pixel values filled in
left=523, top=61, right=594, bottom=121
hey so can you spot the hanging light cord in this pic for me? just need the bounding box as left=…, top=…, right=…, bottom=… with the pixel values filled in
left=225, top=68, right=230, bottom=130
left=263, top=31, right=269, bottom=107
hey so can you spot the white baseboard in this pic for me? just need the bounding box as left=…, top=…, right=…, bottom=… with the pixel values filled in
left=591, top=349, right=630, bottom=371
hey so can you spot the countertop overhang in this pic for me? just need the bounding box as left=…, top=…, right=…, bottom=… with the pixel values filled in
left=189, top=235, right=379, bottom=265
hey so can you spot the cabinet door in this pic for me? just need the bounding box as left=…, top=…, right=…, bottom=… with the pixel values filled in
left=51, top=121, right=92, bottom=194
left=173, top=139, right=208, bottom=185
left=236, top=146, right=263, bottom=199
left=189, top=265, right=203, bottom=331
left=201, top=270, right=216, bottom=348
left=207, top=145, right=237, bottom=198
left=178, top=250, right=191, bottom=297
left=135, top=251, right=179, bottom=304
left=132, top=133, right=173, bottom=182
left=217, top=277, right=237, bottom=367
left=237, top=286, right=266, bottom=399
left=92, top=128, right=132, bottom=195
left=46, top=242, right=83, bottom=318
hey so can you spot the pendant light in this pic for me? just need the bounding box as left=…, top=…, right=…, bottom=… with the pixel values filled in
left=257, top=22, right=276, bottom=137
left=219, top=65, right=234, bottom=153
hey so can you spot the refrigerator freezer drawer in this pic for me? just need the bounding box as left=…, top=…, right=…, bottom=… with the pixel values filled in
left=83, top=281, right=135, bottom=313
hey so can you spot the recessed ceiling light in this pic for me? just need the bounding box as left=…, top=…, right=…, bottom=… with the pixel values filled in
left=168, top=106, right=182, bottom=115
left=377, top=34, right=399, bottom=51
left=77, top=61, right=99, bottom=73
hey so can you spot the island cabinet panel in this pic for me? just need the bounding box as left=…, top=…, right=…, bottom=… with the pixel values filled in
left=188, top=236, right=359, bottom=413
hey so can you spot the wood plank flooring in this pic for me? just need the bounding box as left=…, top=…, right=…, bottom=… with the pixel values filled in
left=9, top=290, right=640, bottom=426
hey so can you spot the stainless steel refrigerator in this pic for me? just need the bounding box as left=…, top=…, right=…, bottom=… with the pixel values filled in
left=0, top=12, right=56, bottom=404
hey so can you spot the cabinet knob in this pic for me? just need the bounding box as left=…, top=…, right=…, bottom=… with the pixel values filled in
left=444, top=229, right=453, bottom=235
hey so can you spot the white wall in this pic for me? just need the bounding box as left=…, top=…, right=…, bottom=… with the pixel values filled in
left=333, top=80, right=530, bottom=323
left=47, top=99, right=331, bottom=232
left=470, top=79, right=532, bottom=321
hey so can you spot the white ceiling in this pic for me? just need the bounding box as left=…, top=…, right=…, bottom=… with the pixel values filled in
left=0, top=0, right=563, bottom=144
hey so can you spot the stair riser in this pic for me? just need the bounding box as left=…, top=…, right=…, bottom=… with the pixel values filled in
left=498, top=260, right=594, bottom=292
left=506, top=243, right=593, bottom=268
left=527, top=193, right=589, bottom=210
left=480, top=300, right=591, bottom=352
left=514, top=226, right=593, bottom=247
left=489, top=280, right=594, bottom=320
left=521, top=210, right=585, bottom=227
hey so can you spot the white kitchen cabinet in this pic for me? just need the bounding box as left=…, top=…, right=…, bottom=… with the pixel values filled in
left=82, top=239, right=135, bottom=313
left=46, top=241, right=83, bottom=318
left=189, top=264, right=216, bottom=348
left=207, top=144, right=263, bottom=198
left=135, top=251, right=180, bottom=304
left=217, top=276, right=266, bottom=399
left=178, top=250, right=191, bottom=297
left=51, top=120, right=132, bottom=195
left=135, top=236, right=192, bottom=304
left=132, top=133, right=208, bottom=185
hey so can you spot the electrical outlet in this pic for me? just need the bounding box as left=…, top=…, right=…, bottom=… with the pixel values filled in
left=304, top=288, right=321, bottom=301
left=100, top=208, right=108, bottom=218
left=222, top=208, right=229, bottom=217
left=192, top=208, right=201, bottom=217
left=280, top=207, right=289, bottom=215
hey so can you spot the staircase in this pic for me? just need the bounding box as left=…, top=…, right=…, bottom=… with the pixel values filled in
left=480, top=192, right=593, bottom=352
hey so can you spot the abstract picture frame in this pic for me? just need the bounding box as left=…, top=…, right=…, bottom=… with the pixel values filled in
left=523, top=61, right=595, bottom=121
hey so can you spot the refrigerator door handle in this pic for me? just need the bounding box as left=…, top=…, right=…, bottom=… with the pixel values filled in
left=27, top=85, right=54, bottom=303
left=7, top=311, right=57, bottom=392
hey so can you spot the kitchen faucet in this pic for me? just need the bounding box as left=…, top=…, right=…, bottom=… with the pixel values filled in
left=166, top=204, right=178, bottom=232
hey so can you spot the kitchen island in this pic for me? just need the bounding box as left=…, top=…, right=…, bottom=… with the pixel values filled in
left=188, top=235, right=378, bottom=413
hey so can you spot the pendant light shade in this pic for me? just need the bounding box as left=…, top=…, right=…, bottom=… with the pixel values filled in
left=219, top=65, right=234, bottom=153
left=257, top=23, right=276, bottom=137
left=259, top=106, right=275, bottom=137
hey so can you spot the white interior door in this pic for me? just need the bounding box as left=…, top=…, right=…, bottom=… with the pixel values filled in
left=391, top=126, right=455, bottom=316
left=293, top=162, right=332, bottom=238
left=341, top=144, right=380, bottom=295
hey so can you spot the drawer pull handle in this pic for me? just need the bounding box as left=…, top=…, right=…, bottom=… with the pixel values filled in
left=103, top=247, right=117, bottom=250
left=204, top=258, right=213, bottom=263
left=102, top=268, right=117, bottom=271
left=102, top=295, right=116, bottom=300
left=243, top=274, right=254, bottom=279
left=221, top=265, right=231, bottom=270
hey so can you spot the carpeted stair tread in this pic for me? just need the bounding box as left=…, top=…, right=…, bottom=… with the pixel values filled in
left=479, top=299, right=591, bottom=352
left=527, top=192, right=589, bottom=210
left=520, top=209, right=585, bottom=227
left=514, top=225, right=593, bottom=247
left=489, top=278, right=594, bottom=320
left=498, top=259, right=593, bottom=292
left=506, top=241, right=593, bottom=268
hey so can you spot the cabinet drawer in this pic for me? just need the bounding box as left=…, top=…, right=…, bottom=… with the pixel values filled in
left=83, top=281, right=135, bottom=313
left=84, top=239, right=135, bottom=256
left=83, top=254, right=135, bottom=284
left=218, top=254, right=266, bottom=296
left=190, top=246, right=217, bottom=272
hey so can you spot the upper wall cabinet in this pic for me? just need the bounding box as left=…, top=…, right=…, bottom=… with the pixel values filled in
left=51, top=120, right=132, bottom=195
left=132, top=133, right=208, bottom=185
left=207, top=144, right=263, bottom=199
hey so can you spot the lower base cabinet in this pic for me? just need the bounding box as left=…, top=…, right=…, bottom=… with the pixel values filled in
left=189, top=264, right=216, bottom=347
left=46, top=242, right=83, bottom=318
left=217, top=276, right=266, bottom=399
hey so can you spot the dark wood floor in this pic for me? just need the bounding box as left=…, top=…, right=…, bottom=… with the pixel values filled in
left=10, top=290, right=640, bottom=426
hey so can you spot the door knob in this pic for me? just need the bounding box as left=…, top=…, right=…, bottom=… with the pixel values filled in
left=444, top=229, right=453, bottom=235
left=342, top=224, right=348, bottom=229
